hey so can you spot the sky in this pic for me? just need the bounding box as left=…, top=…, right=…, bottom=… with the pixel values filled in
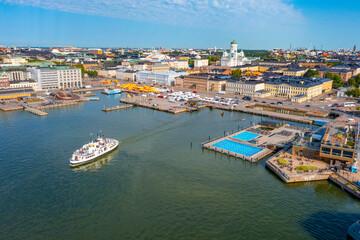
left=0, top=0, right=359, bottom=50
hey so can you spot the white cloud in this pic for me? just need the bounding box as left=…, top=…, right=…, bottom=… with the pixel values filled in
left=2, top=0, right=304, bottom=29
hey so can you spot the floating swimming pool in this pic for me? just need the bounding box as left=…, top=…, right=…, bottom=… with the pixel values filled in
left=212, top=139, right=262, bottom=157
left=233, top=131, right=260, bottom=141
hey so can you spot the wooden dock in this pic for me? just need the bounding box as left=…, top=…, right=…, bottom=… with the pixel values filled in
left=38, top=102, right=78, bottom=109
left=102, top=104, right=133, bottom=112
left=24, top=107, right=48, bottom=116
left=72, top=87, right=105, bottom=93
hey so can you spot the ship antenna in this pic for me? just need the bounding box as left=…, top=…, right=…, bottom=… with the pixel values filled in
left=100, top=130, right=102, bottom=138
left=90, top=133, right=93, bottom=142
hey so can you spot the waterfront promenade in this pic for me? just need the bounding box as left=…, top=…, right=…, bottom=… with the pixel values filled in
left=1, top=88, right=360, bottom=240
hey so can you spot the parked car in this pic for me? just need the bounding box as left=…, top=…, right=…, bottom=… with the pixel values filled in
left=243, top=96, right=251, bottom=101
left=277, top=102, right=283, bottom=105
left=262, top=101, right=267, bottom=103
left=305, top=105, right=310, bottom=107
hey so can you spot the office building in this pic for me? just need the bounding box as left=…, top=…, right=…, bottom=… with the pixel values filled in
left=136, top=71, right=188, bottom=86
left=194, top=59, right=209, bottom=68
left=29, top=66, right=82, bottom=90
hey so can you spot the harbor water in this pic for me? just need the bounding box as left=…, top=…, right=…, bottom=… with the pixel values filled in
left=1, top=92, right=360, bottom=239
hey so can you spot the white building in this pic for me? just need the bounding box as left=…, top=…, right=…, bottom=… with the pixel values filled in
left=194, top=59, right=209, bottom=68
left=221, top=38, right=249, bottom=67
left=5, top=69, right=33, bottom=81
left=169, top=60, right=189, bottom=69
left=29, top=66, right=82, bottom=90
left=57, top=67, right=82, bottom=89
left=133, top=63, right=149, bottom=71
left=226, top=79, right=265, bottom=96
left=2, top=57, right=27, bottom=65
left=136, top=71, right=188, bottom=86
left=9, top=80, right=38, bottom=91
left=116, top=69, right=137, bottom=81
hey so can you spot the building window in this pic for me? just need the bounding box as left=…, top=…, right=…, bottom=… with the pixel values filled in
left=343, top=151, right=354, bottom=159
left=332, top=149, right=342, bottom=156
left=321, top=147, right=331, bottom=154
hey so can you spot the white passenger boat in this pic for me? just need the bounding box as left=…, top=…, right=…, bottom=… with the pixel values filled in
left=69, top=133, right=119, bottom=167
left=104, top=89, right=122, bottom=95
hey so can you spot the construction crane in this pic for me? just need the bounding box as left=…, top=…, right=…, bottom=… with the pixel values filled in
left=53, top=45, right=73, bottom=52
left=160, top=46, right=172, bottom=68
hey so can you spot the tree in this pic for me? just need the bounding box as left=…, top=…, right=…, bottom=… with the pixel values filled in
left=324, top=72, right=343, bottom=89
left=304, top=69, right=319, bottom=78
left=74, top=64, right=85, bottom=77
left=85, top=70, right=98, bottom=77
left=347, top=78, right=358, bottom=88
left=345, top=88, right=360, bottom=98
left=348, top=74, right=360, bottom=88
left=205, top=56, right=219, bottom=65
left=188, top=60, right=194, bottom=68
left=326, top=61, right=342, bottom=67
left=231, top=69, right=242, bottom=77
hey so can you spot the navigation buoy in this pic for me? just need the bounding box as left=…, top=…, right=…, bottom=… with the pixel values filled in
left=221, top=112, right=224, bottom=116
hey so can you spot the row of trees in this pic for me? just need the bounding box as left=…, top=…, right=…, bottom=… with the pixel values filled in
left=345, top=74, right=360, bottom=97
left=345, top=88, right=360, bottom=98
left=74, top=64, right=98, bottom=78
left=204, top=56, right=219, bottom=65
left=324, top=72, right=343, bottom=89
left=303, top=69, right=320, bottom=78
left=303, top=69, right=343, bottom=89
left=231, top=69, right=242, bottom=77
left=347, top=74, right=360, bottom=88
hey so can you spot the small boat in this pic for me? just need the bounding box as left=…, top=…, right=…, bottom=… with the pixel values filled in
left=242, top=118, right=245, bottom=121
left=104, top=89, right=122, bottom=95
left=69, top=133, right=119, bottom=167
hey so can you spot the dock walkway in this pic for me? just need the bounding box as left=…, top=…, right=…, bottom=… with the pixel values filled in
left=102, top=104, right=133, bottom=112
left=24, top=107, right=48, bottom=116
left=38, top=101, right=78, bottom=109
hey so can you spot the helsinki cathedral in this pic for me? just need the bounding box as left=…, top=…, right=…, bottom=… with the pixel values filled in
left=220, top=38, right=249, bottom=67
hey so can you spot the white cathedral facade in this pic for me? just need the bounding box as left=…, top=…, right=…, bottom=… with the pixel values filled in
left=220, top=38, right=249, bottom=67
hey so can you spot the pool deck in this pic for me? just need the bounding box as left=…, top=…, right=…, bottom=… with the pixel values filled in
left=202, top=128, right=272, bottom=162
left=202, top=124, right=310, bottom=162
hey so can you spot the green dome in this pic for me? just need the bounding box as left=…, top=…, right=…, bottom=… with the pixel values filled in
left=231, top=38, right=237, bottom=44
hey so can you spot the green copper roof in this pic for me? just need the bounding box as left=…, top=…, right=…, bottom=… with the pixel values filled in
left=231, top=38, right=237, bottom=44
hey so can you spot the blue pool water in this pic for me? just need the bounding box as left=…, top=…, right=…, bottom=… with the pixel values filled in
left=233, top=131, right=260, bottom=141
left=212, top=139, right=262, bottom=157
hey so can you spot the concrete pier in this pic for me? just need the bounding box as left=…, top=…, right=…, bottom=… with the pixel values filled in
left=329, top=174, right=360, bottom=199
left=38, top=101, right=79, bottom=109
left=102, top=104, right=133, bottom=112
left=265, top=158, right=331, bottom=183
left=24, top=107, right=48, bottom=116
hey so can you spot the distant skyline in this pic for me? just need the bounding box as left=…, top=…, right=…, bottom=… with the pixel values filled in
left=1, top=0, right=360, bottom=50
